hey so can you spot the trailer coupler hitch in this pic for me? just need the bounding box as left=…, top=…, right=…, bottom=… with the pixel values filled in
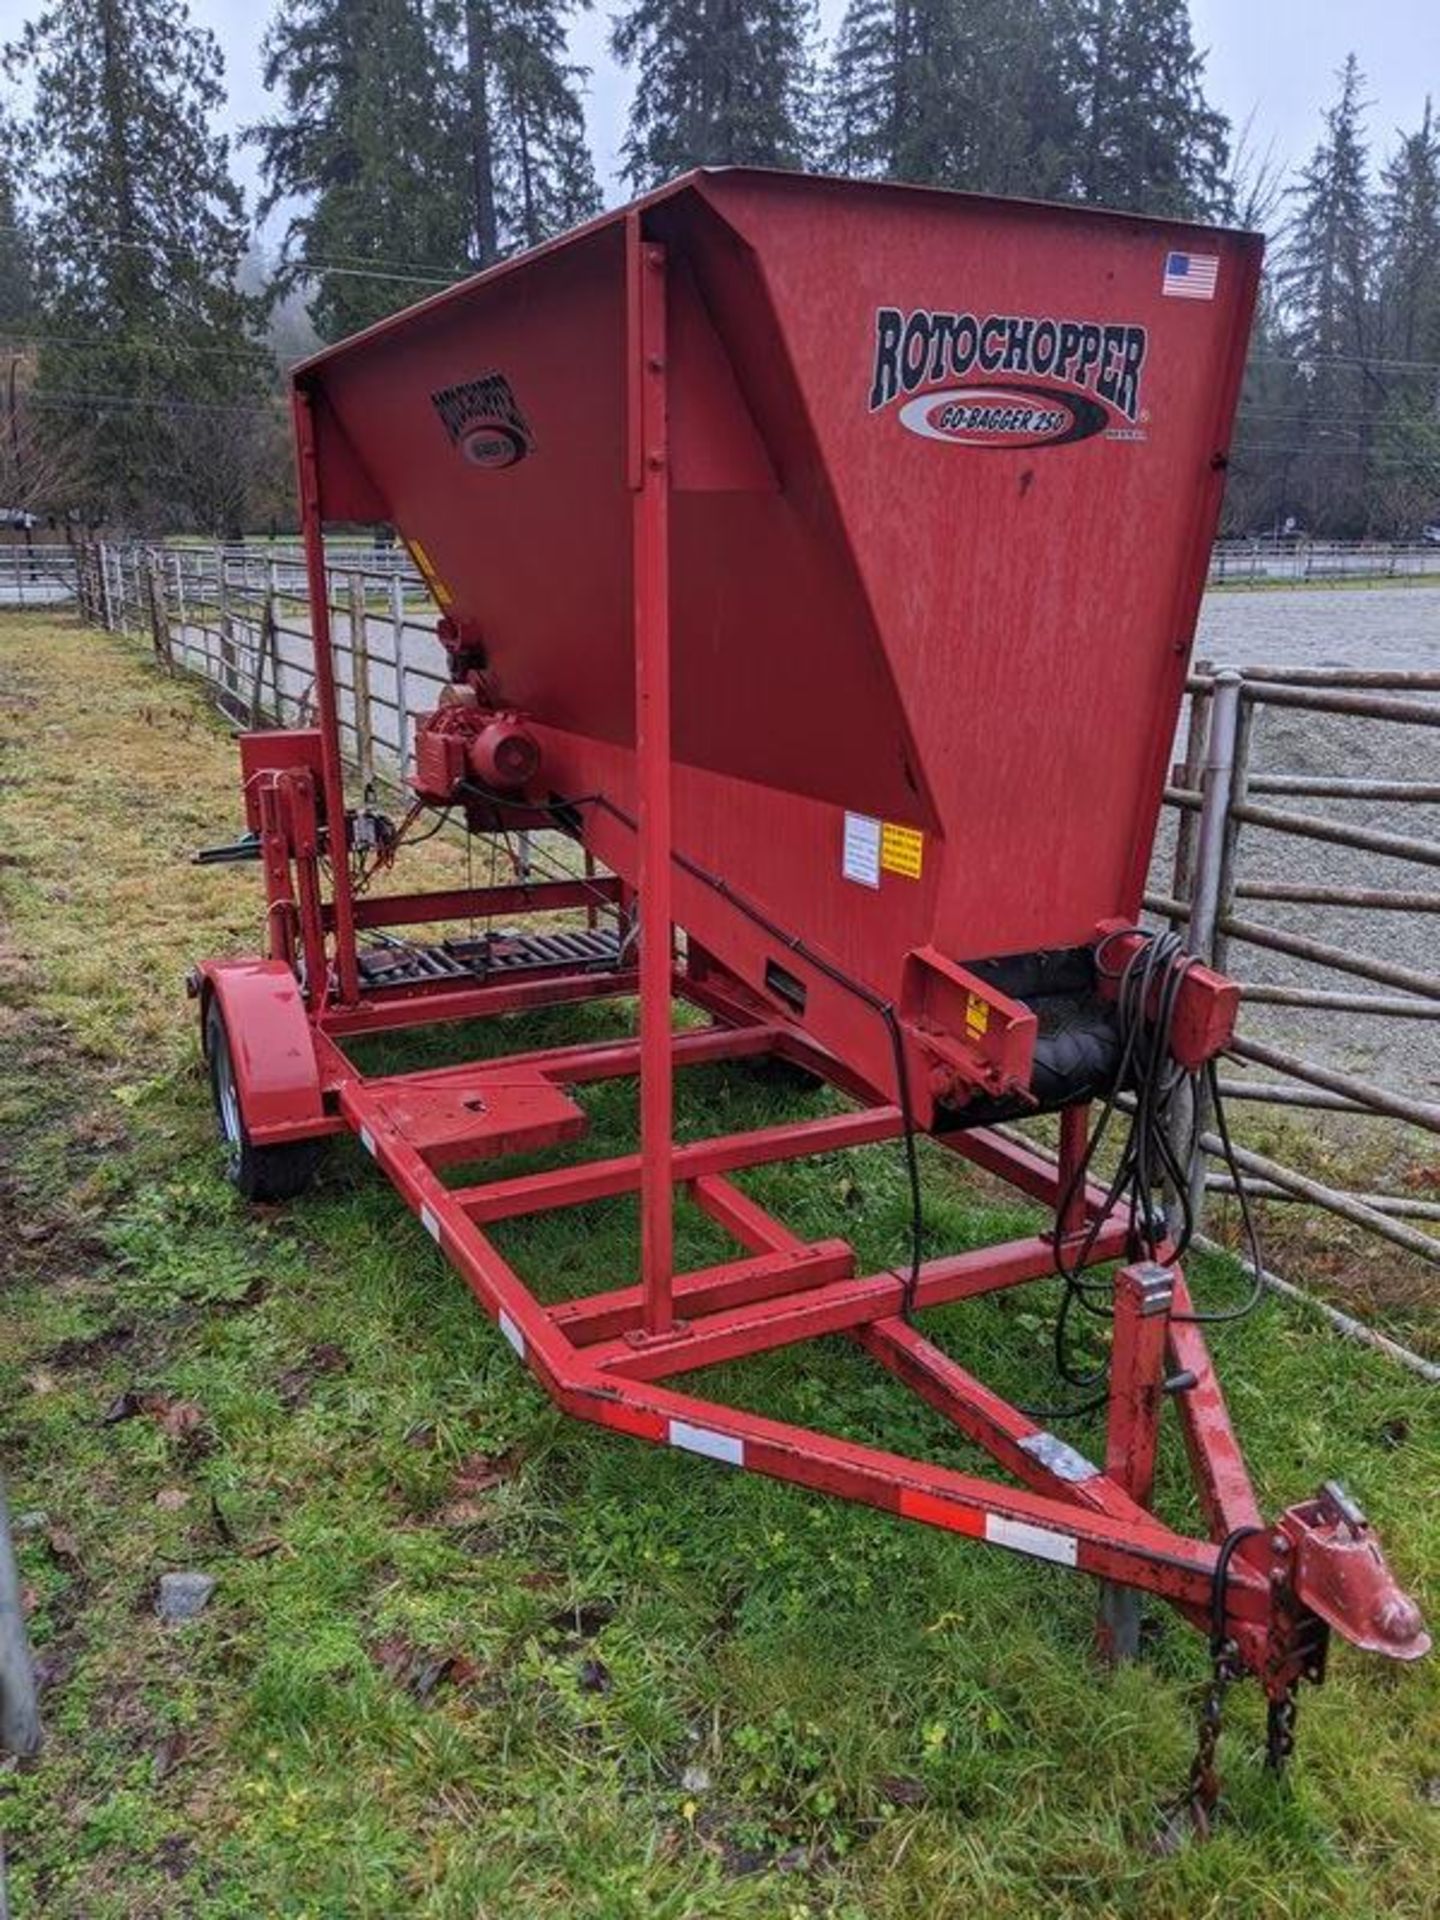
left=1280, top=1481, right=1428, bottom=1662
left=1182, top=1483, right=1427, bottom=1838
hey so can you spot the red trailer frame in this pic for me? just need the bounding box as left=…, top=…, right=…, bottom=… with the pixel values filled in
left=194, top=193, right=1427, bottom=1824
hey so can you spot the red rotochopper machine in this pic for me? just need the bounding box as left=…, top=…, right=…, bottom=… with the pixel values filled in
left=191, top=171, right=1427, bottom=1814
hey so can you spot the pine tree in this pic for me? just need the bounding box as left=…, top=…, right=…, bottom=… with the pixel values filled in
left=460, top=0, right=601, bottom=262
left=1278, top=55, right=1377, bottom=532
left=1224, top=295, right=1309, bottom=536
left=1372, top=99, right=1440, bottom=530
left=826, top=0, right=967, bottom=184
left=1215, top=125, right=1299, bottom=537
left=987, top=2, right=1086, bottom=200
left=829, top=2, right=1075, bottom=192
left=1067, top=0, right=1229, bottom=217
left=252, top=1, right=473, bottom=340
left=1377, top=100, right=1440, bottom=368
left=4, top=0, right=267, bottom=529
left=612, top=0, right=817, bottom=190
left=825, top=0, right=1222, bottom=210
left=254, top=0, right=599, bottom=335
left=0, top=129, right=35, bottom=331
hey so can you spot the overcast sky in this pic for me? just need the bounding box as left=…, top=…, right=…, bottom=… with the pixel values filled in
left=3, top=0, right=1437, bottom=243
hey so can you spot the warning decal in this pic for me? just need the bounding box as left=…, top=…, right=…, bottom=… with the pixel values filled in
left=844, top=815, right=925, bottom=886
left=881, top=823, right=924, bottom=879
left=405, top=536, right=453, bottom=609
left=842, top=812, right=882, bottom=888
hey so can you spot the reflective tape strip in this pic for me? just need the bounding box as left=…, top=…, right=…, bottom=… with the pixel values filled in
left=668, top=1419, right=744, bottom=1467
left=985, top=1514, right=1078, bottom=1567
left=586, top=1397, right=667, bottom=1442
left=498, top=1310, right=525, bottom=1359
left=359, top=1127, right=376, bottom=1157
left=898, top=1487, right=985, bottom=1536
left=420, top=1205, right=441, bottom=1244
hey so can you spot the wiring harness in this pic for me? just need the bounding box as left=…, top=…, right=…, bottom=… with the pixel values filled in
left=1040, top=925, right=1265, bottom=1413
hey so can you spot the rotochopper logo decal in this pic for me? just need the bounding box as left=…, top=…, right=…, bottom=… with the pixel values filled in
left=868, top=307, right=1149, bottom=448
left=432, top=371, right=534, bottom=469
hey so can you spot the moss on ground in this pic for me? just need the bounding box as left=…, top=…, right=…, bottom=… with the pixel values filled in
left=1, top=613, right=1437, bottom=1918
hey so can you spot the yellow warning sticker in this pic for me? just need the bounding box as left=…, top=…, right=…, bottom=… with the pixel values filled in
left=965, top=992, right=990, bottom=1036
left=405, top=537, right=453, bottom=609
left=880, top=822, right=924, bottom=879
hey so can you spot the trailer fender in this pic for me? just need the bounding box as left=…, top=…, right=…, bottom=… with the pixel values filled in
left=191, top=958, right=325, bottom=1136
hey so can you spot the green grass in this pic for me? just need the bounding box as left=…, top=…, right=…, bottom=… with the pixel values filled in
left=1, top=613, right=1438, bottom=1917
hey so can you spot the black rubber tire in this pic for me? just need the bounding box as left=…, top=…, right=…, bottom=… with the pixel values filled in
left=205, top=1000, right=323, bottom=1202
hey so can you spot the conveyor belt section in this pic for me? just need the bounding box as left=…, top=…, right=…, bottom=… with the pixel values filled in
left=356, top=926, right=622, bottom=990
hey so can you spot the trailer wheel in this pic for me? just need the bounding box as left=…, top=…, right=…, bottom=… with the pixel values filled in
left=205, top=1001, right=322, bottom=1202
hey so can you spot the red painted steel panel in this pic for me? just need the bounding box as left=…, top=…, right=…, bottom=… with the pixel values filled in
left=371, top=1073, right=586, bottom=1166
left=299, top=171, right=1259, bottom=1029
left=686, top=174, right=1259, bottom=960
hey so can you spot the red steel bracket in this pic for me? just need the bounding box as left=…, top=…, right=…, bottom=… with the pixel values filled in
left=1104, top=1262, right=1173, bottom=1509
left=901, top=944, right=1037, bottom=1109
left=1094, top=917, right=1239, bottom=1068
left=239, top=729, right=326, bottom=834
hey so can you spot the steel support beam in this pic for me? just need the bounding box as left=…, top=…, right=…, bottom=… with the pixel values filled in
left=630, top=220, right=675, bottom=1338
left=455, top=1106, right=906, bottom=1223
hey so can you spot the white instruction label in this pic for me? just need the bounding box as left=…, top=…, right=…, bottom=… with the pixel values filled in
left=842, top=812, right=882, bottom=889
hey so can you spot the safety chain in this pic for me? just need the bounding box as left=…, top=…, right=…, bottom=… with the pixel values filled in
left=1265, top=1684, right=1299, bottom=1773
left=1187, top=1635, right=1243, bottom=1837
left=1181, top=1522, right=1269, bottom=1837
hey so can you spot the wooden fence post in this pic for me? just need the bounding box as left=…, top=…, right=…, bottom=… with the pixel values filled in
left=147, top=551, right=174, bottom=673
left=348, top=571, right=375, bottom=797
left=389, top=571, right=409, bottom=781
left=251, top=589, right=279, bottom=726
left=99, top=542, right=115, bottom=630
left=218, top=549, right=237, bottom=706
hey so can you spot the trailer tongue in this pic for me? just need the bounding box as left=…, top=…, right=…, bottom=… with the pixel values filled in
left=192, top=169, right=1427, bottom=1826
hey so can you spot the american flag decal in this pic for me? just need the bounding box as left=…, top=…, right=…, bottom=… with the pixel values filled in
left=1162, top=251, right=1219, bottom=300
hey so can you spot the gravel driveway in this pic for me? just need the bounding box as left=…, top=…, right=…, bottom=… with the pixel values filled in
left=1197, top=583, right=1439, bottom=675
left=1164, top=586, right=1440, bottom=1096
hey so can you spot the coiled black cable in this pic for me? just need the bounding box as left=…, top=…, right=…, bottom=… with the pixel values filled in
left=1038, top=925, right=1267, bottom=1411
